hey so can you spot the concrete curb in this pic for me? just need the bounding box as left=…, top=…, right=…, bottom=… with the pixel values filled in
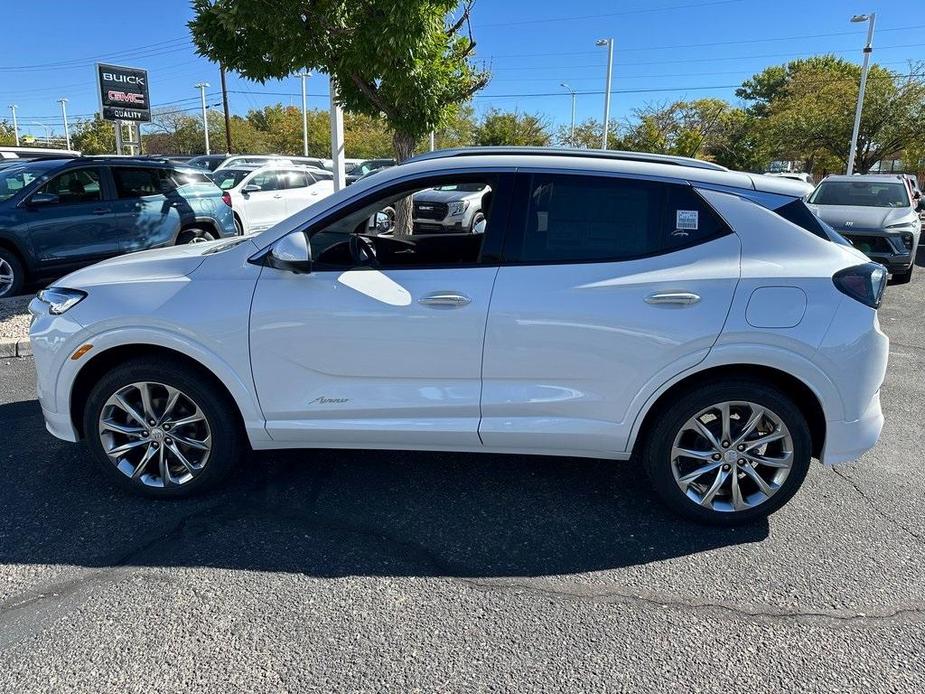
left=0, top=337, right=31, bottom=358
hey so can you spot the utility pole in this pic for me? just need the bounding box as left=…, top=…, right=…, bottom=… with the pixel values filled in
left=195, top=82, right=211, bottom=155
left=57, top=98, right=71, bottom=150
left=220, top=66, right=232, bottom=153
left=8, top=105, right=18, bottom=146
left=429, top=131, right=435, bottom=151
left=298, top=71, right=311, bottom=156
left=561, top=83, right=576, bottom=145
left=329, top=81, right=346, bottom=191
left=596, top=38, right=614, bottom=149
left=846, top=13, right=876, bottom=175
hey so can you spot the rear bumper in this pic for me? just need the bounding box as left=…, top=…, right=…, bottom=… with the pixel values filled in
left=820, top=390, right=884, bottom=465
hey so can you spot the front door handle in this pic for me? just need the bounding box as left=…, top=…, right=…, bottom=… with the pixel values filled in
left=418, top=292, right=471, bottom=308
left=645, top=291, right=701, bottom=306
left=273, top=193, right=283, bottom=199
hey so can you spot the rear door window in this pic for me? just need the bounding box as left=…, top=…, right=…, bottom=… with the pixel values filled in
left=504, top=173, right=729, bottom=264
left=112, top=167, right=162, bottom=198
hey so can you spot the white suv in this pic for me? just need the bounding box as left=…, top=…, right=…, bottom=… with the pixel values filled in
left=29, top=148, right=889, bottom=524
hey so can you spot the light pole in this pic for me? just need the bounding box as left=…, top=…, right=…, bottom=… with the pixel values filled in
left=25, top=122, right=51, bottom=145
left=195, top=82, right=211, bottom=154
left=560, top=83, right=576, bottom=145
left=596, top=38, right=614, bottom=149
left=57, top=98, right=71, bottom=150
left=297, top=71, right=311, bottom=156
left=8, top=105, right=18, bottom=146
left=846, top=13, right=876, bottom=175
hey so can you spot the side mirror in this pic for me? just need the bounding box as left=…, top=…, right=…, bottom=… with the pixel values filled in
left=266, top=232, right=312, bottom=274
left=28, top=192, right=60, bottom=206
left=242, top=184, right=261, bottom=194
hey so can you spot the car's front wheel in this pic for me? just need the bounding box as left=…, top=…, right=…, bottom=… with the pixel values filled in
left=83, top=357, right=244, bottom=497
left=641, top=380, right=811, bottom=525
left=177, top=227, right=216, bottom=244
left=891, top=265, right=913, bottom=285
left=0, top=248, right=25, bottom=298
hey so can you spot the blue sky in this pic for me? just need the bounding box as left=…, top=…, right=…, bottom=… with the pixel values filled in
left=1, top=0, right=923, bottom=140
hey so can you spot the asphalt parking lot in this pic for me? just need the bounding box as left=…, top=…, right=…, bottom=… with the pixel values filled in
left=1, top=269, right=924, bottom=692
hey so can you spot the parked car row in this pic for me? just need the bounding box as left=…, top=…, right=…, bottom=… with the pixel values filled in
left=29, top=147, right=889, bottom=527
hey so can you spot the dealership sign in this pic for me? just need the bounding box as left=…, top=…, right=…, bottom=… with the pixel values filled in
left=97, top=63, right=150, bottom=122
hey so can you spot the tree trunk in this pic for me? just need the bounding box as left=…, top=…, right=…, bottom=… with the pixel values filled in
left=392, top=130, right=417, bottom=237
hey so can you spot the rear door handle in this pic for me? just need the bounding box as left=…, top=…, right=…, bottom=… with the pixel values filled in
left=645, top=291, right=701, bottom=305
left=273, top=194, right=283, bottom=199
left=91, top=208, right=110, bottom=215
left=418, top=292, right=471, bottom=308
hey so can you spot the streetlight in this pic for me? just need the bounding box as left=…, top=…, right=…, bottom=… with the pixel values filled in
left=560, top=83, right=576, bottom=145
left=297, top=71, right=311, bottom=156
left=25, top=122, right=51, bottom=145
left=595, top=38, right=614, bottom=149
left=8, top=105, right=18, bottom=146
left=57, top=98, right=70, bottom=151
left=195, top=82, right=211, bottom=155
left=846, top=13, right=876, bottom=175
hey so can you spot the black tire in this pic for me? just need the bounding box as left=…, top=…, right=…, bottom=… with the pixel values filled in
left=176, top=227, right=217, bottom=245
left=0, top=247, right=25, bottom=298
left=891, top=266, right=913, bottom=284
left=641, top=379, right=811, bottom=526
left=83, top=357, right=245, bottom=498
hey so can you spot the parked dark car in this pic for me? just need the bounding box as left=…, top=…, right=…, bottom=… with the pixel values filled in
left=0, top=157, right=236, bottom=297
left=186, top=154, right=231, bottom=172
left=346, top=158, right=396, bottom=185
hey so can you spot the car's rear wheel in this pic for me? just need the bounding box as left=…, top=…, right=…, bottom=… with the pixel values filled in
left=83, top=358, right=244, bottom=497
left=0, top=248, right=25, bottom=298
left=177, top=227, right=216, bottom=244
left=891, top=266, right=913, bottom=284
left=469, top=211, right=486, bottom=233
left=641, top=380, right=811, bottom=525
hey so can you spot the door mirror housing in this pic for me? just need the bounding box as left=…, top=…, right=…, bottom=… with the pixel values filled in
left=28, top=192, right=60, bottom=206
left=242, top=184, right=261, bottom=194
left=266, top=232, right=312, bottom=274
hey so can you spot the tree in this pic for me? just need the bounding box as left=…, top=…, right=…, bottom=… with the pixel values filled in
left=474, top=109, right=551, bottom=146
left=190, top=0, right=489, bottom=235
left=621, top=99, right=731, bottom=159
left=703, top=108, right=770, bottom=172
left=0, top=121, right=15, bottom=146
left=72, top=117, right=116, bottom=155
left=555, top=118, right=620, bottom=149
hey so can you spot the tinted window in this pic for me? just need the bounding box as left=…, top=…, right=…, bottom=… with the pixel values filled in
left=279, top=171, right=310, bottom=189
left=170, top=169, right=210, bottom=186
left=507, top=174, right=727, bottom=264
left=113, top=167, right=161, bottom=198
left=40, top=168, right=102, bottom=204
left=248, top=172, right=280, bottom=192
left=809, top=180, right=909, bottom=208
left=211, top=169, right=251, bottom=190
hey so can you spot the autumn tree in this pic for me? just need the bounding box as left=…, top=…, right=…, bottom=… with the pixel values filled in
left=474, top=109, right=551, bottom=146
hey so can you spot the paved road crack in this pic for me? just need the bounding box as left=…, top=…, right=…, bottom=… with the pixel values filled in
left=832, top=467, right=925, bottom=544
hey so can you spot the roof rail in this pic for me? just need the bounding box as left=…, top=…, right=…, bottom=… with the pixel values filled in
left=405, top=146, right=728, bottom=172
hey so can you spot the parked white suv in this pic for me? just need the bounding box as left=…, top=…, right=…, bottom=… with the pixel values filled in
left=212, top=164, right=334, bottom=233
left=29, top=148, right=889, bottom=524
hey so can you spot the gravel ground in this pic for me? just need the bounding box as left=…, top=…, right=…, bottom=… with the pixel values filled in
left=0, top=295, right=32, bottom=341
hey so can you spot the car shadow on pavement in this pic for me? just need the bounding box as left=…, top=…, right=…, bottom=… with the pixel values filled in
left=0, top=398, right=768, bottom=579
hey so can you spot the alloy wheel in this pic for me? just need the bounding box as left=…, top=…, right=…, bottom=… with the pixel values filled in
left=0, top=258, right=14, bottom=297
left=98, top=381, right=212, bottom=488
left=670, top=400, right=794, bottom=513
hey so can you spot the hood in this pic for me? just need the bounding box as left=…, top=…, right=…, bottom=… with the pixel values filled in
left=808, top=204, right=915, bottom=231
left=413, top=188, right=486, bottom=203
left=56, top=239, right=227, bottom=289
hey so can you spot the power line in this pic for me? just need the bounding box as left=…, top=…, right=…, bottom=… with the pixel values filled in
left=0, top=36, right=189, bottom=71
left=476, top=0, right=746, bottom=28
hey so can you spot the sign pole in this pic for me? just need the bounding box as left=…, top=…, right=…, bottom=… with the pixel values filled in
left=115, top=121, right=123, bottom=155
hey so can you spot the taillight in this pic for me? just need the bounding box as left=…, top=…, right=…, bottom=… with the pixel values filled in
left=833, top=263, right=887, bottom=309
left=221, top=191, right=232, bottom=207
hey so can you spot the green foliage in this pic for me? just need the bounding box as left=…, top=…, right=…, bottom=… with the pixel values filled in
left=72, top=117, right=116, bottom=154
left=474, top=109, right=551, bottom=146
left=555, top=118, right=621, bottom=149
left=189, top=0, right=489, bottom=160
left=0, top=121, right=15, bottom=146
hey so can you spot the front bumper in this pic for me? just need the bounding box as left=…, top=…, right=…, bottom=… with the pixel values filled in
left=839, top=231, right=916, bottom=272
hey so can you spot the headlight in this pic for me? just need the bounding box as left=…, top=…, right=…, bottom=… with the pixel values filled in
left=448, top=200, right=470, bottom=216
left=885, top=221, right=915, bottom=229
left=37, top=287, right=87, bottom=315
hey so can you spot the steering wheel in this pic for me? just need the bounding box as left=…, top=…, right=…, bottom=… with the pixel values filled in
left=349, top=234, right=377, bottom=266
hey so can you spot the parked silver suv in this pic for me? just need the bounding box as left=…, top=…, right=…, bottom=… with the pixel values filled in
left=808, top=174, right=923, bottom=284
left=412, top=182, right=490, bottom=233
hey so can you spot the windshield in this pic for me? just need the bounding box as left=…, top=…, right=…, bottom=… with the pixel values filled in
left=0, top=164, right=42, bottom=202
left=210, top=169, right=251, bottom=190
left=809, top=180, right=909, bottom=208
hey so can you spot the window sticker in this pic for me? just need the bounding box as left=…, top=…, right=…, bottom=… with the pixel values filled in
left=676, top=209, right=699, bottom=230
